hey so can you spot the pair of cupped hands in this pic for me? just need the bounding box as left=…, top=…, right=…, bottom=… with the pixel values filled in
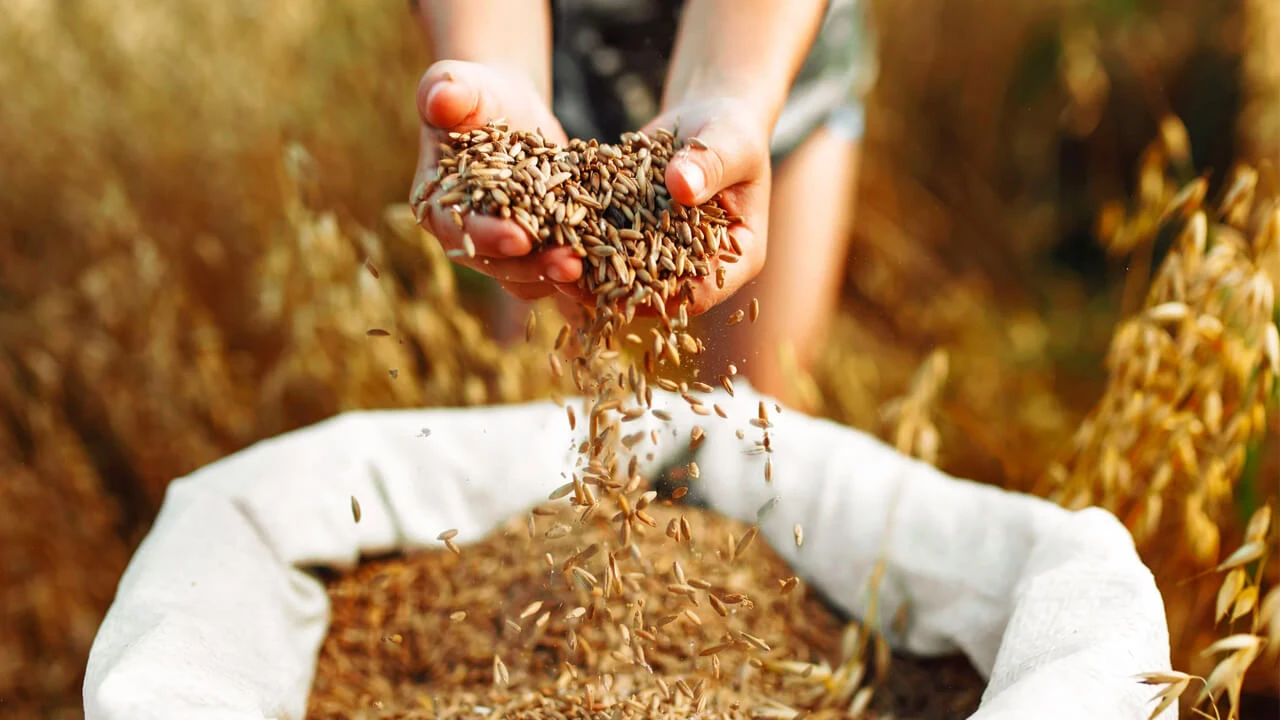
left=412, top=61, right=770, bottom=317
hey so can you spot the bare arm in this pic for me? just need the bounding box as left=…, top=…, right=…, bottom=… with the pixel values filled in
left=414, top=0, right=554, bottom=103
left=662, top=0, right=829, bottom=130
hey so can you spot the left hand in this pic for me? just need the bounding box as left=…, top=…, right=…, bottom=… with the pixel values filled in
left=641, top=96, right=772, bottom=316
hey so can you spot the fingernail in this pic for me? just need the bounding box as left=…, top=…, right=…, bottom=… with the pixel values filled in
left=425, top=81, right=448, bottom=111
left=680, top=160, right=705, bottom=198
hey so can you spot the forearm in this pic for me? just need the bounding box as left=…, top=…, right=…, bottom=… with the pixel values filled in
left=414, top=1, right=553, bottom=102
left=663, top=0, right=829, bottom=129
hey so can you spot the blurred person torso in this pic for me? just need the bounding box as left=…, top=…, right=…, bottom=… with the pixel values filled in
left=549, top=0, right=875, bottom=162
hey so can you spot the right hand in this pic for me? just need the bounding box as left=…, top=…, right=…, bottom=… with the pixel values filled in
left=412, top=61, right=585, bottom=303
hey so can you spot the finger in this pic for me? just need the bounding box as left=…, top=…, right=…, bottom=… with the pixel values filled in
left=553, top=281, right=595, bottom=307
left=456, top=249, right=584, bottom=285
left=417, top=60, right=505, bottom=133
left=411, top=123, right=439, bottom=206
left=685, top=195, right=769, bottom=316
left=424, top=203, right=531, bottom=258
left=429, top=219, right=584, bottom=284
left=458, top=211, right=534, bottom=258
left=665, top=121, right=768, bottom=207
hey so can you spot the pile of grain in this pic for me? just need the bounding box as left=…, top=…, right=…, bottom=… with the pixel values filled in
left=308, top=503, right=850, bottom=720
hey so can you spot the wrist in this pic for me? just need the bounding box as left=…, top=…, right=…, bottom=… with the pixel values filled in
left=661, top=0, right=828, bottom=134
left=416, top=1, right=552, bottom=102
left=665, top=70, right=783, bottom=135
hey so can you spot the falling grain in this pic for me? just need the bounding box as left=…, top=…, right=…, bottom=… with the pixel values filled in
left=493, top=655, right=510, bottom=687
left=719, top=375, right=735, bottom=396
left=524, top=310, right=537, bottom=343
left=735, top=526, right=759, bottom=558
left=690, top=425, right=706, bottom=451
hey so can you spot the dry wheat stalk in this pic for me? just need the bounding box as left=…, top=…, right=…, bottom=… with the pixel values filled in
left=1069, top=117, right=1280, bottom=718
left=1143, top=504, right=1277, bottom=720
left=1049, top=121, right=1280, bottom=568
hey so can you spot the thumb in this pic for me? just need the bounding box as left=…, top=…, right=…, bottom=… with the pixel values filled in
left=665, top=120, right=768, bottom=207
left=417, top=60, right=510, bottom=132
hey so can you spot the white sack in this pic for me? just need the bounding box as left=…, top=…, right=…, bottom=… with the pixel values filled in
left=83, top=384, right=1173, bottom=720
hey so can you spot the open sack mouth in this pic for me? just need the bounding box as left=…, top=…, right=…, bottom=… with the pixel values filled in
left=83, top=386, right=1174, bottom=720
left=306, top=494, right=987, bottom=719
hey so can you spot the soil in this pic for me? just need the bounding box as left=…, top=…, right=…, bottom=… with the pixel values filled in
left=868, top=654, right=985, bottom=720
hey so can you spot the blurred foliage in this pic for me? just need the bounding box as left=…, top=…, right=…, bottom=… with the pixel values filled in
left=0, top=0, right=1278, bottom=718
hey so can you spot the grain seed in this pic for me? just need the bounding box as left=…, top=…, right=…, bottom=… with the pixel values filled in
left=555, top=324, right=572, bottom=350
left=493, top=655, right=510, bottom=687
left=735, top=526, right=759, bottom=558
left=524, top=310, right=537, bottom=342
left=690, top=426, right=706, bottom=451
left=519, top=600, right=544, bottom=619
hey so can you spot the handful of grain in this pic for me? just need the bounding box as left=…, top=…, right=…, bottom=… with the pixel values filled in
left=413, top=121, right=742, bottom=321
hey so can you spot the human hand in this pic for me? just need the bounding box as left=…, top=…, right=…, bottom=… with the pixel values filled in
left=412, top=60, right=584, bottom=304
left=641, top=96, right=772, bottom=315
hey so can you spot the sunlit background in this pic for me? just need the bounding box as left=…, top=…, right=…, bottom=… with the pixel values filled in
left=1, top=0, right=1277, bottom=717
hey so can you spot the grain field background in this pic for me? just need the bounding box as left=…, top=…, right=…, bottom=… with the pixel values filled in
left=1, top=0, right=1277, bottom=718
